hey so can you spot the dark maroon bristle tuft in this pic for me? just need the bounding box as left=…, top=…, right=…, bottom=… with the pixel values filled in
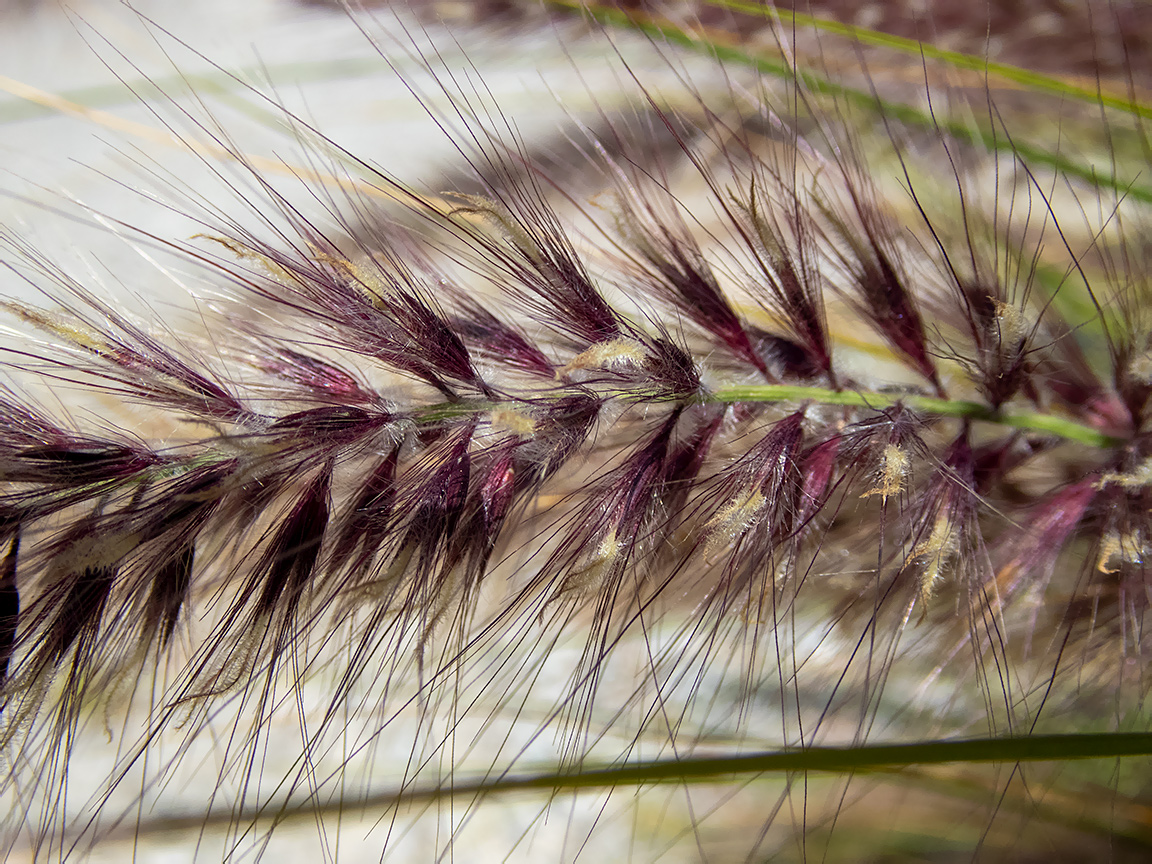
left=330, top=444, right=401, bottom=578
left=144, top=542, right=195, bottom=650
left=249, top=463, right=334, bottom=655
left=820, top=192, right=942, bottom=395
left=251, top=346, right=376, bottom=403
left=448, top=296, right=555, bottom=378
left=994, top=477, right=1099, bottom=600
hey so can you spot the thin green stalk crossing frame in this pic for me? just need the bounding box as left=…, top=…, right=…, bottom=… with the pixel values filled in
left=118, top=732, right=1152, bottom=837
left=416, top=385, right=1124, bottom=449
left=706, top=384, right=1124, bottom=447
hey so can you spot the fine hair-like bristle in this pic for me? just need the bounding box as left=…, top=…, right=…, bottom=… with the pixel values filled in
left=2, top=1, right=1151, bottom=861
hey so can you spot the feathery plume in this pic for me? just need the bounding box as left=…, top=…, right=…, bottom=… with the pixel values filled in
left=2, top=1, right=1151, bottom=861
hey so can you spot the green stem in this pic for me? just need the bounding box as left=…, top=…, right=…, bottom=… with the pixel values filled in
left=413, top=385, right=1120, bottom=448
left=707, top=384, right=1124, bottom=447
left=116, top=732, right=1152, bottom=837
left=435, top=732, right=1152, bottom=795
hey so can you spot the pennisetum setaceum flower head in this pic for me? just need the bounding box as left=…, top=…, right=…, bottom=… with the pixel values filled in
left=1, top=1, right=1152, bottom=860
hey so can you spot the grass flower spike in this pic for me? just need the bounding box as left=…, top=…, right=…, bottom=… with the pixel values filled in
left=2, top=1, right=1152, bottom=860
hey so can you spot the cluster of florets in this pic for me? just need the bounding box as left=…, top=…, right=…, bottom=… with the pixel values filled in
left=1, top=73, right=1149, bottom=855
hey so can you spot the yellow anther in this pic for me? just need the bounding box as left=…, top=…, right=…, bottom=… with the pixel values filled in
left=861, top=443, right=908, bottom=502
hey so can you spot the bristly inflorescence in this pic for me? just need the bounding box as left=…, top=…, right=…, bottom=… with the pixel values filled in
left=1, top=1, right=1151, bottom=859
